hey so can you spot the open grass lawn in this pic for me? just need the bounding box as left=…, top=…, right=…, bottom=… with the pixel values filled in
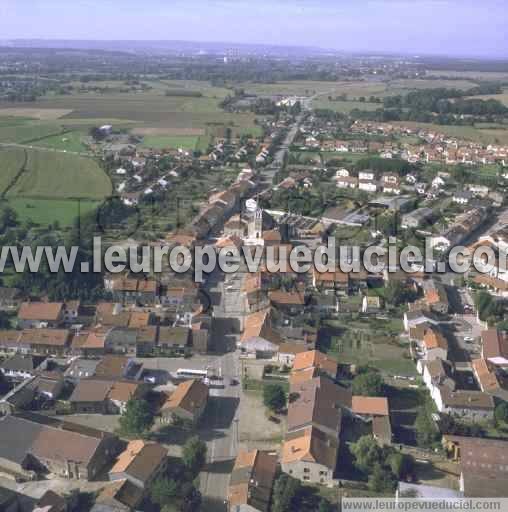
left=6, top=197, right=102, bottom=227
left=6, top=148, right=111, bottom=200
left=312, top=99, right=381, bottom=113
left=141, top=134, right=199, bottom=150
left=0, top=147, right=27, bottom=194
left=319, top=316, right=415, bottom=376
left=0, top=120, right=64, bottom=144
left=31, top=130, right=89, bottom=153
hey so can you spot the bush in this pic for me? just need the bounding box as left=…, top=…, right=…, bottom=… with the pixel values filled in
left=263, top=384, right=287, bottom=413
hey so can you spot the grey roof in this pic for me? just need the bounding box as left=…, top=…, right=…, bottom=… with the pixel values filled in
left=64, top=358, right=100, bottom=380
left=0, top=414, right=43, bottom=465
left=105, top=328, right=138, bottom=347
left=1, top=354, right=46, bottom=373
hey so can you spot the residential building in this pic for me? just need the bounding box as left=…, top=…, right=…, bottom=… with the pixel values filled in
left=227, top=449, right=277, bottom=512
left=160, top=379, right=208, bottom=424
left=443, top=435, right=508, bottom=497
left=0, top=414, right=118, bottom=481
left=109, top=440, right=167, bottom=489
left=18, top=329, right=71, bottom=356
left=17, top=302, right=65, bottom=329
left=281, top=427, right=338, bottom=485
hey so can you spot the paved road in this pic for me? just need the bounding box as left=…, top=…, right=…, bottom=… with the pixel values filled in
left=199, top=352, right=242, bottom=512
left=198, top=265, right=248, bottom=510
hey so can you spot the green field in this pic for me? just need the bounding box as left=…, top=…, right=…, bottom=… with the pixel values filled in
left=141, top=135, right=199, bottom=150
left=5, top=197, right=102, bottom=227
left=0, top=121, right=64, bottom=144
left=4, top=148, right=111, bottom=200
left=31, top=131, right=89, bottom=153
left=0, top=147, right=27, bottom=195
left=312, top=99, right=381, bottom=113
left=0, top=83, right=262, bottom=138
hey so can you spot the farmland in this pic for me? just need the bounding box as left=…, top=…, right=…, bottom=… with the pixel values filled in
left=5, top=197, right=102, bottom=227
left=0, top=147, right=27, bottom=195
left=0, top=81, right=262, bottom=139
left=6, top=148, right=111, bottom=200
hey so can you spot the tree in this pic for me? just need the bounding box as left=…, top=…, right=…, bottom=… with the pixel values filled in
left=368, top=464, right=397, bottom=493
left=352, top=371, right=384, bottom=397
left=415, top=409, right=439, bottom=448
left=350, top=435, right=383, bottom=473
left=118, top=399, right=153, bottom=436
left=385, top=280, right=416, bottom=307
left=263, top=384, right=287, bottom=413
left=495, top=402, right=508, bottom=425
left=0, top=311, right=11, bottom=329
left=319, top=498, right=333, bottom=512
left=181, top=484, right=202, bottom=512
left=388, top=452, right=414, bottom=480
left=271, top=473, right=301, bottom=512
left=151, top=477, right=178, bottom=506
left=182, top=436, right=207, bottom=476
left=475, top=291, right=496, bottom=321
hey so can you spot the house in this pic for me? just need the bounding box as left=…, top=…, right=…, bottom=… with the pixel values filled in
left=18, top=329, right=71, bottom=356
left=361, top=295, right=382, bottom=314
left=434, top=386, right=495, bottom=420
left=71, top=330, right=106, bottom=358
left=401, top=208, right=433, bottom=229
left=422, top=279, right=449, bottom=314
left=352, top=396, right=389, bottom=419
left=0, top=354, right=47, bottom=381
left=18, top=302, right=64, bottom=329
left=277, top=342, right=309, bottom=367
left=92, top=479, right=143, bottom=512
left=443, top=435, right=508, bottom=497
left=419, top=327, right=449, bottom=362
left=403, top=310, right=438, bottom=332
left=481, top=328, right=508, bottom=366
left=421, top=359, right=456, bottom=399
left=468, top=184, right=490, bottom=197
left=136, top=326, right=158, bottom=356
left=312, top=269, right=349, bottom=295
left=452, top=191, right=473, bottom=205
left=158, top=326, right=190, bottom=354
left=160, top=379, right=208, bottom=425
left=239, top=309, right=281, bottom=359
left=64, top=358, right=101, bottom=383
left=287, top=377, right=347, bottom=437
left=281, top=427, right=338, bottom=485
left=268, top=290, right=306, bottom=314
left=291, top=350, right=338, bottom=381
left=0, top=330, right=23, bottom=353
left=335, top=176, right=358, bottom=189
left=471, top=358, right=501, bottom=394
left=69, top=379, right=145, bottom=414
left=227, top=450, right=277, bottom=512
left=429, top=207, right=488, bottom=250
left=104, top=328, right=138, bottom=355
left=358, top=179, right=378, bottom=193
left=0, top=414, right=118, bottom=481
left=109, top=440, right=167, bottom=489
left=94, top=355, right=143, bottom=381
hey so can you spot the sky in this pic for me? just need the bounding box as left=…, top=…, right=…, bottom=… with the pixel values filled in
left=0, top=0, right=506, bottom=58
